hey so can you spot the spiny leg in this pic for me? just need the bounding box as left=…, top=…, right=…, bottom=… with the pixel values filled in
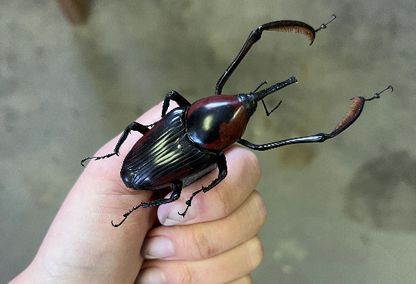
left=215, top=15, right=336, bottom=95
left=111, top=181, right=183, bottom=227
left=238, top=85, right=392, bottom=150
left=80, top=122, right=150, bottom=167
left=178, top=154, right=228, bottom=217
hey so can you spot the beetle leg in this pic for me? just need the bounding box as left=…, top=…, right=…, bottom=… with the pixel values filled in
left=238, top=134, right=330, bottom=150
left=80, top=122, right=149, bottom=167
left=111, top=181, right=183, bottom=227
left=215, top=15, right=336, bottom=95
left=178, top=154, right=228, bottom=217
left=238, top=86, right=392, bottom=150
left=252, top=81, right=268, bottom=93
left=162, top=90, right=191, bottom=116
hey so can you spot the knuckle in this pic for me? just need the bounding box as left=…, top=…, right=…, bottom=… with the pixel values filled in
left=186, top=227, right=216, bottom=259
left=230, top=148, right=262, bottom=193
left=246, top=236, right=264, bottom=272
left=241, top=275, right=254, bottom=284
left=240, top=149, right=262, bottom=182
left=203, top=170, right=232, bottom=216
left=215, top=181, right=232, bottom=215
left=175, top=262, right=194, bottom=284
left=250, top=191, right=267, bottom=227
left=226, top=275, right=253, bottom=284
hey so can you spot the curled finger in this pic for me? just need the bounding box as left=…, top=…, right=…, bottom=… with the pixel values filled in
left=137, top=236, right=264, bottom=284
left=141, top=190, right=266, bottom=261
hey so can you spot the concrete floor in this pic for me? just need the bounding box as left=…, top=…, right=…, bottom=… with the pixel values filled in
left=2, top=0, right=416, bottom=283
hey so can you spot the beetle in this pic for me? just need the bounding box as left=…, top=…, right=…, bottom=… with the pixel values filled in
left=81, top=15, right=392, bottom=227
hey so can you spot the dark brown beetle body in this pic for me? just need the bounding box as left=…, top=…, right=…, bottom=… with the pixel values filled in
left=81, top=15, right=392, bottom=227
left=121, top=107, right=218, bottom=190
left=121, top=78, right=294, bottom=191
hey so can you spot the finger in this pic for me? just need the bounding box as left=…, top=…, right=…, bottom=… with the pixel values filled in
left=137, top=236, right=263, bottom=284
left=157, top=145, right=262, bottom=226
left=225, top=275, right=253, bottom=284
left=141, top=190, right=266, bottom=261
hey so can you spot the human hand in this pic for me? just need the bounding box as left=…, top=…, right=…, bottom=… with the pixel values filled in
left=11, top=102, right=266, bottom=284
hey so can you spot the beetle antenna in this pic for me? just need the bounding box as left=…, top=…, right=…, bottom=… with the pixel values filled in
left=251, top=81, right=283, bottom=116
left=315, top=14, right=336, bottom=33
left=261, top=99, right=283, bottom=116
left=253, top=81, right=268, bottom=93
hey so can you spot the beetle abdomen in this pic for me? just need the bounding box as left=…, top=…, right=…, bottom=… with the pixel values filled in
left=121, top=107, right=217, bottom=190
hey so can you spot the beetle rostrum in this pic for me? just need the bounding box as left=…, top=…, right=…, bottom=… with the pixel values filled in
left=81, top=15, right=392, bottom=227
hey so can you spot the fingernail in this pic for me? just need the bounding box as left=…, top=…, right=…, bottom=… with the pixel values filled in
left=137, top=267, right=166, bottom=284
left=142, top=236, right=175, bottom=259
left=158, top=202, right=195, bottom=226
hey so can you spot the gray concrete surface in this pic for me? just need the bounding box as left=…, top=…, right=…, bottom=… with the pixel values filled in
left=2, top=0, right=416, bottom=283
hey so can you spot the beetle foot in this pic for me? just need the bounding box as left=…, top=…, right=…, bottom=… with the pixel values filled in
left=111, top=203, right=145, bottom=227
left=178, top=209, right=187, bottom=218
left=364, top=85, right=393, bottom=101
left=178, top=200, right=192, bottom=217
left=80, top=152, right=118, bottom=167
left=111, top=215, right=128, bottom=227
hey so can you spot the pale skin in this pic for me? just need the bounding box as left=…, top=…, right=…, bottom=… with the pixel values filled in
left=11, top=102, right=267, bottom=284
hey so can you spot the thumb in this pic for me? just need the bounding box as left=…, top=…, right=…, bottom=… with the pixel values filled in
left=26, top=103, right=167, bottom=283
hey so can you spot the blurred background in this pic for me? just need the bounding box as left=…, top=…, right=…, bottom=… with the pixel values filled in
left=1, top=0, right=415, bottom=283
